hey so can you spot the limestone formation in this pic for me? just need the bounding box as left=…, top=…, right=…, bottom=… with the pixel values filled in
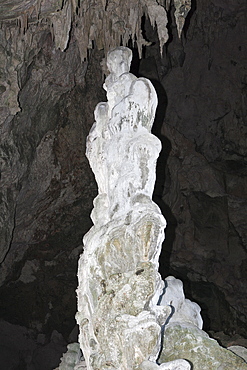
left=76, top=46, right=189, bottom=370
left=228, top=346, right=247, bottom=363
left=0, top=0, right=190, bottom=271
left=55, top=343, right=83, bottom=369
left=0, top=0, right=191, bottom=60
left=159, top=277, right=247, bottom=370
left=160, top=324, right=247, bottom=369
left=0, top=1, right=246, bottom=368
left=160, top=276, right=203, bottom=329
left=75, top=44, right=247, bottom=370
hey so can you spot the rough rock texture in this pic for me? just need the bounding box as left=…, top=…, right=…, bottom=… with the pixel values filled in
left=0, top=0, right=246, bottom=365
left=55, top=343, right=83, bottom=369
left=228, top=345, right=247, bottom=363
left=160, top=324, right=247, bottom=369
left=140, top=359, right=190, bottom=370
left=0, top=319, right=67, bottom=369
left=0, top=0, right=190, bottom=59
left=160, top=276, right=203, bottom=329
left=74, top=45, right=239, bottom=370
left=0, top=30, right=103, bottom=345
left=76, top=46, right=187, bottom=370
left=140, top=0, right=247, bottom=336
left=158, top=276, right=247, bottom=369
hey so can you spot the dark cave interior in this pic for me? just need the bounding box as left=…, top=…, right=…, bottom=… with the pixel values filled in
left=0, top=0, right=247, bottom=369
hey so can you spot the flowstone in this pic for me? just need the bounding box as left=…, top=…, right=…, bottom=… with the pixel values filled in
left=76, top=47, right=190, bottom=370
left=159, top=277, right=247, bottom=370
left=160, top=324, right=247, bottom=369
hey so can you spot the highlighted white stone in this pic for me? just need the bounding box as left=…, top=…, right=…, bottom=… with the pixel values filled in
left=76, top=47, right=195, bottom=369
left=76, top=46, right=173, bottom=369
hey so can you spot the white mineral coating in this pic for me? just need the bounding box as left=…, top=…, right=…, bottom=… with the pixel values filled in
left=86, top=47, right=160, bottom=222
left=76, top=202, right=170, bottom=369
left=228, top=346, right=247, bottom=363
left=55, top=343, right=82, bottom=370
left=139, top=359, right=191, bottom=369
left=76, top=46, right=170, bottom=369
left=160, top=276, right=203, bottom=329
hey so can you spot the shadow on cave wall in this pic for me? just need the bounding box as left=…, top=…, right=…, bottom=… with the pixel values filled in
left=151, top=80, right=177, bottom=279
left=130, top=49, right=178, bottom=279
left=129, top=1, right=247, bottom=340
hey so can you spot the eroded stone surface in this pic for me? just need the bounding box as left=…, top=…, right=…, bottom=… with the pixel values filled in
left=160, top=276, right=203, bottom=329
left=228, top=346, right=247, bottom=363
left=139, top=359, right=190, bottom=370
left=158, top=277, right=247, bottom=369
left=76, top=47, right=171, bottom=369
left=55, top=343, right=82, bottom=369
left=0, top=36, right=102, bottom=339
left=160, top=324, right=247, bottom=370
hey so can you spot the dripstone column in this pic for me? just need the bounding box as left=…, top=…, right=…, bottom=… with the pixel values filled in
left=76, top=47, right=189, bottom=370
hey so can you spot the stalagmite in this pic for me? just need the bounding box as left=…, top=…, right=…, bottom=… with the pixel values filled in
left=75, top=46, right=190, bottom=370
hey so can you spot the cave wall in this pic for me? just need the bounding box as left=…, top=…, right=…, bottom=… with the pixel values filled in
left=141, top=0, right=247, bottom=336
left=0, top=29, right=106, bottom=336
left=0, top=0, right=246, bottom=366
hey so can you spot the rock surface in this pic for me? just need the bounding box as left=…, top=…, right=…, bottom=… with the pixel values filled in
left=0, top=319, right=67, bottom=369
left=228, top=345, right=247, bottom=363
left=158, top=276, right=246, bottom=369
left=0, top=0, right=246, bottom=363
left=0, top=31, right=102, bottom=340
left=141, top=0, right=247, bottom=336
left=160, top=324, right=247, bottom=370
left=76, top=46, right=174, bottom=369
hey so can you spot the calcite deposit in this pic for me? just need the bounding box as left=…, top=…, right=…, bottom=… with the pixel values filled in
left=74, top=44, right=247, bottom=370
left=76, top=47, right=189, bottom=370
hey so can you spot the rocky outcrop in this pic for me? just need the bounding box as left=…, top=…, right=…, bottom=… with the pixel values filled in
left=160, top=324, right=247, bottom=370
left=157, top=277, right=247, bottom=370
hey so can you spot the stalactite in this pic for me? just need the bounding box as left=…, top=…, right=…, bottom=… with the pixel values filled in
left=145, top=0, right=169, bottom=55
left=35, top=0, right=42, bottom=19
left=50, top=0, right=72, bottom=51
left=1, top=0, right=191, bottom=60
left=174, top=0, right=191, bottom=38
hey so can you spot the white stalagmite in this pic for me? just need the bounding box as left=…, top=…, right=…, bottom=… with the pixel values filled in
left=76, top=47, right=191, bottom=370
